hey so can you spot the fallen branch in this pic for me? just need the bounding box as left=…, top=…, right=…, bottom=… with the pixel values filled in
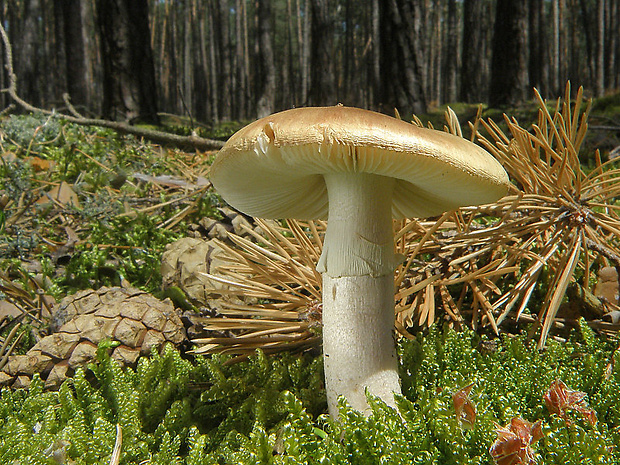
left=0, top=23, right=224, bottom=151
left=590, top=125, right=620, bottom=131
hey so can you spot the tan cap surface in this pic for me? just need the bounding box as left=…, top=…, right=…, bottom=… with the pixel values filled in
left=210, top=106, right=510, bottom=219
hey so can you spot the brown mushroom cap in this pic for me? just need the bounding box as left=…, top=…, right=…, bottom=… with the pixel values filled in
left=210, top=106, right=510, bottom=219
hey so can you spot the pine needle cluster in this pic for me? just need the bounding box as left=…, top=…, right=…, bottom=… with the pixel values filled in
left=397, top=84, right=620, bottom=347
left=194, top=85, right=620, bottom=356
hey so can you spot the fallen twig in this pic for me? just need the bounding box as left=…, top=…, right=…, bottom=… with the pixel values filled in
left=0, top=23, right=225, bottom=152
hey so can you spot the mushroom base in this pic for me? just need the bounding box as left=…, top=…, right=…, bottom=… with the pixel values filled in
left=322, top=273, right=401, bottom=417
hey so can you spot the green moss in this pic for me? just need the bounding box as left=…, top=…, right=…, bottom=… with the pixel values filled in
left=592, top=90, right=620, bottom=115
left=1, top=113, right=63, bottom=150
left=59, top=213, right=179, bottom=293
left=0, top=325, right=618, bottom=463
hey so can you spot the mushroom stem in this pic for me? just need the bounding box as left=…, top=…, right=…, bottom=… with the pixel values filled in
left=318, top=172, right=401, bottom=417
left=322, top=274, right=400, bottom=416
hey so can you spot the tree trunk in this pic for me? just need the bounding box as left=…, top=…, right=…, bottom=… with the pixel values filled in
left=96, top=0, right=159, bottom=123
left=528, top=0, right=547, bottom=94
left=551, top=0, right=564, bottom=95
left=183, top=1, right=194, bottom=119
left=300, top=0, right=311, bottom=105
left=342, top=0, right=353, bottom=104
left=430, top=0, right=443, bottom=105
left=460, top=0, right=488, bottom=102
left=9, top=0, right=619, bottom=121
left=53, top=1, right=66, bottom=101
left=207, top=3, right=219, bottom=122
left=235, top=0, right=248, bottom=119
left=155, top=1, right=171, bottom=112
left=81, top=0, right=100, bottom=114
left=193, top=3, right=208, bottom=121
left=59, top=0, right=89, bottom=108
left=285, top=0, right=297, bottom=108
left=371, top=0, right=381, bottom=109
left=41, top=2, right=58, bottom=103
left=309, top=0, right=337, bottom=106
left=607, top=0, right=619, bottom=89
left=595, top=0, right=605, bottom=95
left=578, top=0, right=595, bottom=88
left=14, top=0, right=42, bottom=106
left=377, top=0, right=427, bottom=116
left=489, top=0, right=529, bottom=107
left=443, top=0, right=458, bottom=103
left=256, top=0, right=276, bottom=117
left=217, top=0, right=232, bottom=120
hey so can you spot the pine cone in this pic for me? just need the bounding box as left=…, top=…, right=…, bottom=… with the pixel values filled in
left=0, top=286, right=185, bottom=389
left=161, top=237, right=229, bottom=306
left=196, top=207, right=254, bottom=241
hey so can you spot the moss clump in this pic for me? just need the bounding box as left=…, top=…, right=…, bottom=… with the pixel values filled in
left=1, top=113, right=63, bottom=149
left=1, top=324, right=619, bottom=464
left=592, top=90, right=620, bottom=115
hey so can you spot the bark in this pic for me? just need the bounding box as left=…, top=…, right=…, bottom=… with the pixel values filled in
left=528, top=0, right=547, bottom=94
left=343, top=0, right=353, bottom=103
left=551, top=0, right=564, bottom=95
left=13, top=0, right=41, bottom=106
left=5, top=0, right=619, bottom=123
left=595, top=0, right=605, bottom=95
left=53, top=1, right=66, bottom=100
left=430, top=0, right=443, bottom=104
left=371, top=0, right=381, bottom=108
left=301, top=0, right=311, bottom=105
left=285, top=0, right=297, bottom=107
left=460, top=0, right=488, bottom=102
left=183, top=1, right=194, bottom=118
left=0, top=18, right=223, bottom=151
left=207, top=2, right=219, bottom=122
left=608, top=0, right=619, bottom=89
left=81, top=0, right=100, bottom=114
left=256, top=0, right=276, bottom=117
left=41, top=1, right=57, bottom=104
left=217, top=0, right=232, bottom=120
left=0, top=8, right=5, bottom=107
left=194, top=2, right=209, bottom=121
left=59, top=0, right=89, bottom=107
left=489, top=0, right=529, bottom=107
left=96, top=0, right=159, bottom=123
left=443, top=0, right=458, bottom=103
left=578, top=0, right=595, bottom=87
left=377, top=0, right=427, bottom=115
left=235, top=0, right=248, bottom=119
left=309, top=0, right=337, bottom=106
left=155, top=1, right=171, bottom=111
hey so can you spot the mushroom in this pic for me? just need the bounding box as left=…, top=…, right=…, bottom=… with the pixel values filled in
left=210, top=106, right=510, bottom=417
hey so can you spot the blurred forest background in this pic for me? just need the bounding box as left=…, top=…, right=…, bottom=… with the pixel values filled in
left=1, top=0, right=619, bottom=125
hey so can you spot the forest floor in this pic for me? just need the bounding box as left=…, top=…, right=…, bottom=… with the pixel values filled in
left=0, top=93, right=620, bottom=463
left=0, top=92, right=619, bottom=358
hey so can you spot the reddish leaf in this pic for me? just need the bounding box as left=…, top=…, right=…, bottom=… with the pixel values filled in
left=27, top=156, right=54, bottom=172
left=544, top=379, right=597, bottom=426
left=490, top=418, right=543, bottom=465
left=453, top=382, right=476, bottom=428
